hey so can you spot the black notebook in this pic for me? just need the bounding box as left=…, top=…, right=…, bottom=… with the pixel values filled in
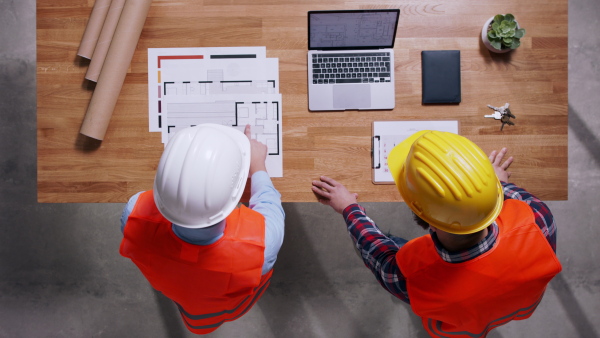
left=421, top=50, right=461, bottom=104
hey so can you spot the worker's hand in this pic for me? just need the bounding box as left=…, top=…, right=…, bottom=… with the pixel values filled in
left=312, top=176, right=359, bottom=214
left=245, top=124, right=268, bottom=176
left=489, top=147, right=513, bottom=182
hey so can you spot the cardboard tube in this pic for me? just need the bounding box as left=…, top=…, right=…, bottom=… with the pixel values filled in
left=77, top=0, right=113, bottom=59
left=80, top=0, right=153, bottom=141
left=85, top=0, right=126, bottom=82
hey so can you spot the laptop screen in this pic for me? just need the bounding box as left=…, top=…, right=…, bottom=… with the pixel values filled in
left=308, top=9, right=400, bottom=50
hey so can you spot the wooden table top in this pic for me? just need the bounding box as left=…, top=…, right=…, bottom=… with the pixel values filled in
left=37, top=0, right=568, bottom=203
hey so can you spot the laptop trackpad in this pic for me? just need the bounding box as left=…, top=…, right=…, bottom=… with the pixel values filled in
left=333, top=84, right=371, bottom=109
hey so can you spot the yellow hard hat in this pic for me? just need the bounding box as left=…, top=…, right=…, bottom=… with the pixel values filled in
left=387, top=130, right=503, bottom=234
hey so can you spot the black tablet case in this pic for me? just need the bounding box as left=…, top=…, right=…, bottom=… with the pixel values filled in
left=421, top=50, right=461, bottom=104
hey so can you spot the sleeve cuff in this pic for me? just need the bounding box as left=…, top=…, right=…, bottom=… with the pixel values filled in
left=251, top=170, right=270, bottom=181
left=342, top=203, right=365, bottom=219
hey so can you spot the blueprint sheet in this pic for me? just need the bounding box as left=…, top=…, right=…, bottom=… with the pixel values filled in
left=372, top=120, right=459, bottom=184
left=147, top=47, right=283, bottom=177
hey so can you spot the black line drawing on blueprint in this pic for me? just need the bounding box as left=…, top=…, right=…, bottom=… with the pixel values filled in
left=164, top=96, right=282, bottom=156
left=163, top=70, right=277, bottom=96
left=154, top=56, right=283, bottom=177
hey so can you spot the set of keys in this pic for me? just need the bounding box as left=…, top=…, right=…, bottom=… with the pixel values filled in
left=485, top=103, right=516, bottom=131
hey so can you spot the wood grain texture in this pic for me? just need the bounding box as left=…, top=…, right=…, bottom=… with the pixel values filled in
left=37, top=0, right=568, bottom=203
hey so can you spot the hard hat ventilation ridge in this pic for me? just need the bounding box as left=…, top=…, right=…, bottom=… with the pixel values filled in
left=416, top=138, right=464, bottom=201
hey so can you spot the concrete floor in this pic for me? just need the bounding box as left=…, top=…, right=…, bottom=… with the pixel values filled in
left=1, top=0, right=599, bottom=337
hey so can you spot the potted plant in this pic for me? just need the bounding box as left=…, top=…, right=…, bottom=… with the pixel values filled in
left=481, top=14, right=526, bottom=53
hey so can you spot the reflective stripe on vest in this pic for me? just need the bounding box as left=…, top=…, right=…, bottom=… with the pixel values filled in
left=426, top=294, right=543, bottom=338
left=120, top=190, right=270, bottom=334
left=396, top=199, right=562, bottom=338
left=177, top=275, right=271, bottom=330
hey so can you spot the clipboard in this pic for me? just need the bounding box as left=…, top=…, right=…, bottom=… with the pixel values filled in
left=372, top=120, right=460, bottom=184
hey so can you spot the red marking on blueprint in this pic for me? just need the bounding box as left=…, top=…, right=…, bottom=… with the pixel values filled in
left=157, top=55, right=204, bottom=68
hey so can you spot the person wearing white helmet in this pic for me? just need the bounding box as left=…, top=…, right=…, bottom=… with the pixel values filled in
left=311, top=131, right=561, bottom=338
left=119, top=124, right=285, bottom=334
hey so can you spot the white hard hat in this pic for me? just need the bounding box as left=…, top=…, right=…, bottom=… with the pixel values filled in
left=153, top=124, right=250, bottom=228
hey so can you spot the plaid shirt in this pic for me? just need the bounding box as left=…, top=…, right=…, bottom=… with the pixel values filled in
left=342, top=182, right=557, bottom=304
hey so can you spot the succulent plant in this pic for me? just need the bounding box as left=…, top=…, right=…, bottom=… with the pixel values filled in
left=487, top=14, right=526, bottom=50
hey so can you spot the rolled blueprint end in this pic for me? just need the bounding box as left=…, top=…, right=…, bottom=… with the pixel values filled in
left=80, top=83, right=121, bottom=140
left=79, top=0, right=153, bottom=140
left=77, top=0, right=113, bottom=59
left=81, top=68, right=123, bottom=140
left=84, top=75, right=99, bottom=83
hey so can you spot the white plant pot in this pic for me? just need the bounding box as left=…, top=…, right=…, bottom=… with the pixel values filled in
left=482, top=16, right=519, bottom=53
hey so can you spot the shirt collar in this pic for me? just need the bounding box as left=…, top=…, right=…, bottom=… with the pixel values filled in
left=430, top=222, right=499, bottom=263
left=172, top=219, right=226, bottom=245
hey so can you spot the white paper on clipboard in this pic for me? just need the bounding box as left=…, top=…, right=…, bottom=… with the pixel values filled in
left=372, top=120, right=459, bottom=184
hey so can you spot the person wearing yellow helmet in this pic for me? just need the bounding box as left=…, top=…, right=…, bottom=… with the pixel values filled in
left=120, top=124, right=285, bottom=334
left=312, top=131, right=561, bottom=338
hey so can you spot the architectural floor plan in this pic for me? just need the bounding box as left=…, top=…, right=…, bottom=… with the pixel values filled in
left=148, top=47, right=283, bottom=176
left=163, top=95, right=281, bottom=156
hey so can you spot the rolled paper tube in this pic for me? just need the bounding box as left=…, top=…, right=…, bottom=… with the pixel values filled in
left=80, top=0, right=153, bottom=141
left=85, top=0, right=126, bottom=82
left=77, top=0, right=113, bottom=59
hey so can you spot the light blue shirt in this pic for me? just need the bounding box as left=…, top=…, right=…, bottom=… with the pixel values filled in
left=120, top=171, right=285, bottom=275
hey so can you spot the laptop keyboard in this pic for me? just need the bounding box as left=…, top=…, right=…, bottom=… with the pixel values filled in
left=311, top=52, right=392, bottom=84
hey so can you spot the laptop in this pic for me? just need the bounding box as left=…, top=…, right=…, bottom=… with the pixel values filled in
left=307, top=9, right=400, bottom=111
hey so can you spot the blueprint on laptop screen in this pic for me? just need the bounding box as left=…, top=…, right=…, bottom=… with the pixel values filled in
left=309, top=11, right=398, bottom=48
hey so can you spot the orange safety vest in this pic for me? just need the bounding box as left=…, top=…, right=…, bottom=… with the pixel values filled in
left=396, top=199, right=562, bottom=338
left=120, top=190, right=272, bottom=334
